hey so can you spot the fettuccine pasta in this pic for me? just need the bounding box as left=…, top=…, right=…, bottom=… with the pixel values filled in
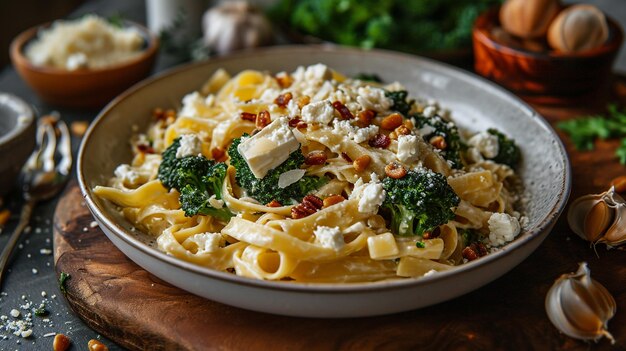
left=95, top=64, right=526, bottom=283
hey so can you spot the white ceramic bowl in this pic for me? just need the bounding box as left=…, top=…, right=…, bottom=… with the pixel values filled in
left=78, top=46, right=571, bottom=318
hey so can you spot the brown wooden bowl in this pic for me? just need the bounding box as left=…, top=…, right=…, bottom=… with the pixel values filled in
left=10, top=20, right=159, bottom=110
left=473, top=7, right=623, bottom=105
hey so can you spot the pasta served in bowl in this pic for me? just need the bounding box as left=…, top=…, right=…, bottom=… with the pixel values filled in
left=78, top=46, right=570, bottom=317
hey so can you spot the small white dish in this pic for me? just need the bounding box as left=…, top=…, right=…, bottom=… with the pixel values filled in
left=78, top=46, right=570, bottom=318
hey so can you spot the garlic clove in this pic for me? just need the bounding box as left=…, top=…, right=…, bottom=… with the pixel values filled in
left=583, top=200, right=613, bottom=242
left=545, top=263, right=616, bottom=343
left=598, top=204, right=626, bottom=247
left=547, top=4, right=609, bottom=53
left=567, top=192, right=613, bottom=242
left=499, top=0, right=560, bottom=39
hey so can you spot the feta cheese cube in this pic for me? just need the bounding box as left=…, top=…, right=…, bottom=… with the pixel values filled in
left=350, top=174, right=386, bottom=215
left=114, top=164, right=143, bottom=186
left=237, top=117, right=300, bottom=178
left=314, top=226, right=345, bottom=251
left=488, top=212, right=521, bottom=246
left=176, top=134, right=202, bottom=158
left=304, top=63, right=333, bottom=81
left=367, top=232, right=399, bottom=259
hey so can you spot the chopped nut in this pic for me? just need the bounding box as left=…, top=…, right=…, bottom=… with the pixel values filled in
left=610, top=175, right=626, bottom=193
left=152, top=107, right=165, bottom=120
left=240, top=112, right=257, bottom=122
left=395, top=125, right=411, bottom=136
left=266, top=200, right=282, bottom=207
left=368, top=134, right=391, bottom=149
left=353, top=155, right=371, bottom=172
left=165, top=109, right=176, bottom=118
left=296, top=95, right=311, bottom=109
left=0, top=209, right=11, bottom=227
left=53, top=334, right=71, bottom=351
left=462, top=242, right=488, bottom=261
left=380, top=113, right=403, bottom=130
left=323, top=194, right=345, bottom=208
left=274, top=92, right=293, bottom=108
left=276, top=74, right=293, bottom=88
left=256, top=110, right=271, bottom=129
left=70, top=121, right=89, bottom=137
left=305, top=150, right=327, bottom=165
left=357, top=109, right=376, bottom=127
left=403, top=119, right=414, bottom=129
left=422, top=227, right=441, bottom=240
left=429, top=135, right=447, bottom=150
left=332, top=101, right=354, bottom=120
left=291, top=195, right=323, bottom=219
left=289, top=117, right=307, bottom=129
left=136, top=143, right=155, bottom=154
left=385, top=162, right=407, bottom=179
left=211, top=147, right=226, bottom=161
left=388, top=131, right=398, bottom=140
left=88, top=339, right=109, bottom=351
left=341, top=152, right=353, bottom=163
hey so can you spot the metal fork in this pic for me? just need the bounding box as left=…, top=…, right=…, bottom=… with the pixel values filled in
left=0, top=116, right=72, bottom=288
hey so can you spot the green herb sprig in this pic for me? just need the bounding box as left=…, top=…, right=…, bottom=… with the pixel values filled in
left=558, top=104, right=626, bottom=164
left=59, top=272, right=71, bottom=294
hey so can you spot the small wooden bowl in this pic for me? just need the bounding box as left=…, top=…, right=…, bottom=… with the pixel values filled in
left=10, top=21, right=159, bottom=109
left=0, top=93, right=35, bottom=196
left=473, top=7, right=623, bottom=105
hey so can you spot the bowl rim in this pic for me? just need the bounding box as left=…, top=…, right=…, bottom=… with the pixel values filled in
left=0, top=92, right=35, bottom=145
left=473, top=6, right=624, bottom=60
left=78, top=45, right=572, bottom=294
left=9, top=18, right=159, bottom=75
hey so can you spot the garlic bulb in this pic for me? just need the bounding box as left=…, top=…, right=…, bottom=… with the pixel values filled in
left=545, top=262, right=616, bottom=344
left=547, top=5, right=609, bottom=53
left=499, top=0, right=560, bottom=39
left=567, top=187, right=626, bottom=248
left=202, top=1, right=273, bottom=55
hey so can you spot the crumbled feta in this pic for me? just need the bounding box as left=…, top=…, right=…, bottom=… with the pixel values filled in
left=208, top=195, right=224, bottom=209
left=286, top=98, right=301, bottom=117
left=10, top=309, right=20, bottom=318
left=350, top=174, right=386, bottom=215
left=20, top=329, right=32, bottom=338
left=314, top=226, right=345, bottom=251
left=333, top=120, right=379, bottom=144
left=356, top=86, right=392, bottom=112
left=301, top=100, right=335, bottom=125
left=237, top=117, right=300, bottom=178
left=189, top=233, right=223, bottom=254
left=468, top=131, right=499, bottom=159
left=114, top=164, right=141, bottom=186
left=304, top=63, right=333, bottom=81
left=176, top=134, right=202, bottom=158
left=418, top=124, right=436, bottom=137
left=422, top=106, right=437, bottom=118
left=65, top=52, right=87, bottom=70
left=313, top=81, right=335, bottom=101
left=278, top=169, right=306, bottom=189
left=179, top=92, right=206, bottom=118
left=488, top=212, right=521, bottom=246
left=397, top=134, right=419, bottom=163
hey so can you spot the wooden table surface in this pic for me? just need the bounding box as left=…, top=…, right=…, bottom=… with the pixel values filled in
left=51, top=76, right=626, bottom=351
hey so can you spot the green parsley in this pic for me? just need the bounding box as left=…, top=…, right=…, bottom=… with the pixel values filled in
left=558, top=104, right=626, bottom=164
left=415, top=241, right=426, bottom=248
left=59, top=272, right=71, bottom=294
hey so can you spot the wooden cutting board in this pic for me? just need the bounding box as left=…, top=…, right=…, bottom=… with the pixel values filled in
left=54, top=81, right=626, bottom=351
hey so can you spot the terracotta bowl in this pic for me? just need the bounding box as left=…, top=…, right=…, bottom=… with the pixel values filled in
left=10, top=21, right=159, bottom=109
left=473, top=7, right=623, bottom=104
left=0, top=93, right=35, bottom=197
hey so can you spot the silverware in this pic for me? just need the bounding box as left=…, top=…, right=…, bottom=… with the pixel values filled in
left=0, top=116, right=72, bottom=288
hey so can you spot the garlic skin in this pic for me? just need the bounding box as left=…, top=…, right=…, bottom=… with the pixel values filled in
left=202, top=1, right=273, bottom=55
left=499, top=0, right=560, bottom=39
left=567, top=187, right=626, bottom=248
left=547, top=5, right=609, bottom=53
left=545, top=262, right=616, bottom=344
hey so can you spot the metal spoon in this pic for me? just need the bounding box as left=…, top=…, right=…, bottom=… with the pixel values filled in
left=0, top=117, right=72, bottom=288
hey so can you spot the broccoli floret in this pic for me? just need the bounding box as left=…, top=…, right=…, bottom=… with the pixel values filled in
left=412, top=113, right=464, bottom=169
left=487, top=128, right=521, bottom=169
left=158, top=138, right=233, bottom=220
left=385, top=90, right=414, bottom=117
left=228, top=137, right=329, bottom=205
left=381, top=168, right=460, bottom=236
